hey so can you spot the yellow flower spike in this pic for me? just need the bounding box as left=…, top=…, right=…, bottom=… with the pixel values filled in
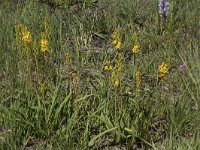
left=132, top=32, right=140, bottom=54
left=159, top=62, right=169, bottom=79
left=16, top=24, right=32, bottom=47
left=132, top=44, right=140, bottom=54
left=112, top=28, right=120, bottom=40
left=40, top=32, right=49, bottom=53
left=15, top=24, right=32, bottom=48
left=113, top=77, right=119, bottom=88
left=22, top=30, right=32, bottom=46
left=112, top=68, right=119, bottom=88
left=116, top=40, right=122, bottom=49
left=112, top=28, right=122, bottom=50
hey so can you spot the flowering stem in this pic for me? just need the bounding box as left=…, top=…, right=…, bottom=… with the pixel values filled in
left=27, top=47, right=33, bottom=95
left=114, top=88, right=117, bottom=120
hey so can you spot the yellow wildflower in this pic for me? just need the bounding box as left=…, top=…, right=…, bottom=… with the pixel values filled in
left=15, top=24, right=32, bottom=47
left=116, top=40, right=122, bottom=49
left=22, top=30, right=32, bottom=47
left=132, top=32, right=140, bottom=54
left=104, top=61, right=113, bottom=71
left=112, top=68, right=119, bottom=88
left=113, top=28, right=120, bottom=41
left=132, top=44, right=140, bottom=54
left=113, top=77, right=119, bottom=88
left=112, top=28, right=122, bottom=49
left=40, top=32, right=49, bottom=52
left=159, top=62, right=169, bottom=79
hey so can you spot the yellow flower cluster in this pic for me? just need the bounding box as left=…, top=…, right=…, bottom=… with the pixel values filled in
left=22, top=30, right=32, bottom=47
left=40, top=17, right=50, bottom=53
left=159, top=62, right=169, bottom=79
left=15, top=24, right=32, bottom=48
left=132, top=32, right=140, bottom=54
left=113, top=78, right=119, bottom=88
left=103, top=60, right=119, bottom=88
left=112, top=68, right=119, bottom=88
left=106, top=28, right=124, bottom=88
left=112, top=28, right=122, bottom=49
left=40, top=32, right=49, bottom=53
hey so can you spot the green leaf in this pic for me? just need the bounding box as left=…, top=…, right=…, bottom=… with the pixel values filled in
left=74, top=94, right=93, bottom=104
left=47, top=82, right=61, bottom=123
left=54, top=91, right=72, bottom=120
left=88, top=126, right=119, bottom=147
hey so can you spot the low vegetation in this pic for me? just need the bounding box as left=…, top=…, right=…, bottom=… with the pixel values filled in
left=0, top=0, right=200, bottom=149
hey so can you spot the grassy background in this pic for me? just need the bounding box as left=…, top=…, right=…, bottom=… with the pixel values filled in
left=0, top=0, right=200, bottom=149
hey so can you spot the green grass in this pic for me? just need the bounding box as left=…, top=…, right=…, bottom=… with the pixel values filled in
left=0, top=0, right=200, bottom=149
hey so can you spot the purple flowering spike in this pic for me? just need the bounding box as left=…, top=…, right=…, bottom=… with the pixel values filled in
left=159, top=0, right=169, bottom=19
left=178, top=64, right=186, bottom=72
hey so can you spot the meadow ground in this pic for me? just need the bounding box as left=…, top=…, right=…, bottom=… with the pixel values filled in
left=0, top=0, right=200, bottom=149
